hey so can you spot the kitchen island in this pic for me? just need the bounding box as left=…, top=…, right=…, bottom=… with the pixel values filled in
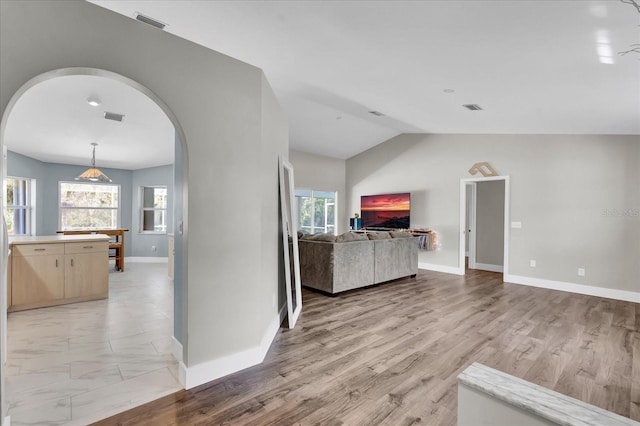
left=7, top=234, right=110, bottom=312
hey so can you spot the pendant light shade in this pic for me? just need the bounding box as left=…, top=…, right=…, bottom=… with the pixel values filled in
left=76, top=143, right=112, bottom=183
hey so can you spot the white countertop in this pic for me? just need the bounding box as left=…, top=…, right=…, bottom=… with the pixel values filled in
left=9, top=234, right=111, bottom=245
left=458, top=363, right=640, bottom=426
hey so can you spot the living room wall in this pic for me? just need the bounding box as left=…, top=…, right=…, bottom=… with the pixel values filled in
left=289, top=149, right=347, bottom=234
left=346, top=134, right=640, bottom=299
left=1, top=0, right=289, bottom=400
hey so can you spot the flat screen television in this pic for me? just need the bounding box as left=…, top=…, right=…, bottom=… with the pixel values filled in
left=360, top=192, right=410, bottom=229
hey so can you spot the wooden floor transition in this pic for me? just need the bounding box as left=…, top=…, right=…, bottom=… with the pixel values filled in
left=95, top=268, right=640, bottom=425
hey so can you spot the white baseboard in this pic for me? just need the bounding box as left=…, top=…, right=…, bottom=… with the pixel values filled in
left=181, top=308, right=283, bottom=390
left=473, top=263, right=504, bottom=273
left=171, top=336, right=183, bottom=363
left=125, top=257, right=168, bottom=263
left=504, top=274, right=640, bottom=304
left=419, top=262, right=464, bottom=275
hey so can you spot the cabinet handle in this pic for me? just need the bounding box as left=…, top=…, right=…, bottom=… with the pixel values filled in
left=56, top=259, right=58, bottom=267
left=83, top=246, right=93, bottom=249
left=71, top=259, right=74, bottom=267
left=34, top=248, right=46, bottom=251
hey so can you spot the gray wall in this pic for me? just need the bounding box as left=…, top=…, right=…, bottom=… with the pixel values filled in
left=1, top=0, right=288, bottom=391
left=475, top=180, right=505, bottom=267
left=8, top=151, right=174, bottom=257
left=131, top=164, right=174, bottom=257
left=7, top=151, right=135, bottom=255
left=288, top=149, right=347, bottom=234
left=346, top=134, right=640, bottom=294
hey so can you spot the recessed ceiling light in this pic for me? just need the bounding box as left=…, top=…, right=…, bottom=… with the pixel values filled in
left=369, top=110, right=385, bottom=117
left=463, top=104, right=483, bottom=111
left=87, top=97, right=101, bottom=107
left=443, top=89, right=455, bottom=93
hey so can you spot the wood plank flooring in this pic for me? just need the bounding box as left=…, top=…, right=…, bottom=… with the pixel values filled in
left=95, top=268, right=640, bottom=425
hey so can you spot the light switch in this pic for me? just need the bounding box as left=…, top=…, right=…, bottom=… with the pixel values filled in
left=511, top=221, right=522, bottom=229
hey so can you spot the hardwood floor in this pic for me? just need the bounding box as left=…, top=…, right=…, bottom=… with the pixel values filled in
left=95, top=268, right=640, bottom=425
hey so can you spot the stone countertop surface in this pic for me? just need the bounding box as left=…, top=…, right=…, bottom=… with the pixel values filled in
left=458, top=362, right=640, bottom=426
left=9, top=234, right=110, bottom=245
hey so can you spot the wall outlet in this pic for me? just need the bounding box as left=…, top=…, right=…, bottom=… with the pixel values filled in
left=151, top=245, right=157, bottom=252
left=578, top=268, right=585, bottom=277
left=529, top=260, right=536, bottom=268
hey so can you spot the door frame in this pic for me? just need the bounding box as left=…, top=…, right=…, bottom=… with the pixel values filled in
left=466, top=182, right=478, bottom=270
left=459, top=176, right=510, bottom=276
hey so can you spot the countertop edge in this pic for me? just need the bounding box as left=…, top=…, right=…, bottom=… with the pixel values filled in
left=458, top=362, right=640, bottom=426
left=9, top=234, right=111, bottom=245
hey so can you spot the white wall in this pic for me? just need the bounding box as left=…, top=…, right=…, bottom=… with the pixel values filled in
left=347, top=134, right=640, bottom=298
left=289, top=150, right=347, bottom=234
left=0, top=0, right=288, bottom=402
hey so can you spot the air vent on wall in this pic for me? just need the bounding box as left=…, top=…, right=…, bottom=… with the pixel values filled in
left=463, top=104, right=483, bottom=111
left=369, top=110, right=385, bottom=117
left=135, top=13, right=166, bottom=30
left=104, top=112, right=125, bottom=122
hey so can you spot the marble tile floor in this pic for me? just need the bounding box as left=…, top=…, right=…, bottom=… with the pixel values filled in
left=6, top=262, right=182, bottom=426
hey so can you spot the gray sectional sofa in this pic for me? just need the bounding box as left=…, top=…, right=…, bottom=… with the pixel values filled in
left=298, top=231, right=418, bottom=294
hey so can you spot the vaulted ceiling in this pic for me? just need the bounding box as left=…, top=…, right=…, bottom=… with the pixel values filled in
left=5, top=1, right=639, bottom=168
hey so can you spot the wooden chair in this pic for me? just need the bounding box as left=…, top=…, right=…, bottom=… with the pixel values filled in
left=109, top=236, right=124, bottom=271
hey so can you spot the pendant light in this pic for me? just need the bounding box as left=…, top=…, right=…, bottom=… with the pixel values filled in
left=75, top=143, right=112, bottom=182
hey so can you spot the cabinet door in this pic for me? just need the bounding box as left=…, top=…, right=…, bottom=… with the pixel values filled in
left=12, top=254, right=64, bottom=306
left=65, top=251, right=109, bottom=299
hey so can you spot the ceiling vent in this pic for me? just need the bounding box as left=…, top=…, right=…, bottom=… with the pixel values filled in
left=104, top=112, right=125, bottom=122
left=369, top=110, right=385, bottom=117
left=135, top=13, right=166, bottom=30
left=463, top=104, right=483, bottom=111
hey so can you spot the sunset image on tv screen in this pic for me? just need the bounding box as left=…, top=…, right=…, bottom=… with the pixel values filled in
left=360, top=193, right=410, bottom=229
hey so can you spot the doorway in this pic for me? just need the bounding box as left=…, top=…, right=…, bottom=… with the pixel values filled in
left=0, top=67, right=188, bottom=424
left=459, top=176, right=509, bottom=276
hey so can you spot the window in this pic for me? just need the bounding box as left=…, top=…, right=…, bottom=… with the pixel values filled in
left=4, top=177, right=35, bottom=236
left=59, top=182, right=119, bottom=230
left=141, top=186, right=167, bottom=233
left=295, top=189, right=336, bottom=235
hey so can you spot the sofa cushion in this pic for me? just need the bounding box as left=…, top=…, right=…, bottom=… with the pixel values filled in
left=390, top=231, right=413, bottom=238
left=336, top=232, right=368, bottom=242
left=367, top=231, right=391, bottom=240
left=310, top=233, right=337, bottom=242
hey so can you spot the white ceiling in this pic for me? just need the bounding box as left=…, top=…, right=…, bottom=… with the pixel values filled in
left=5, top=75, right=174, bottom=170
left=6, top=1, right=640, bottom=168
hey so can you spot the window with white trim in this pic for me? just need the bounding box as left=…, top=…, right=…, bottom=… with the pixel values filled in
left=140, top=186, right=167, bottom=233
left=4, top=177, right=35, bottom=236
left=295, top=189, right=336, bottom=235
left=59, top=182, right=120, bottom=230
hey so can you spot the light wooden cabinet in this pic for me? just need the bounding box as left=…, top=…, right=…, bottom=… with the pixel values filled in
left=8, top=236, right=109, bottom=312
left=11, top=244, right=64, bottom=307
left=64, top=242, right=109, bottom=299
left=168, top=234, right=174, bottom=280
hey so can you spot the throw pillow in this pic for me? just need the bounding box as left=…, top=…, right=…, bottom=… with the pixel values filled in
left=367, top=231, right=391, bottom=240
left=390, top=231, right=413, bottom=238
